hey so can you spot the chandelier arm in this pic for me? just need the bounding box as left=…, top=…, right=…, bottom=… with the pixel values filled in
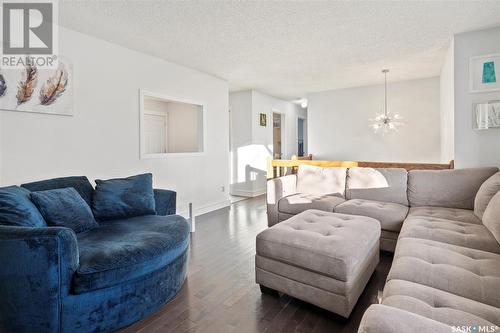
left=384, top=70, right=388, bottom=117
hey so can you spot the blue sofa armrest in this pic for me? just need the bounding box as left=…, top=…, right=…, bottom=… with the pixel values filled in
left=0, top=225, right=79, bottom=332
left=154, top=188, right=176, bottom=215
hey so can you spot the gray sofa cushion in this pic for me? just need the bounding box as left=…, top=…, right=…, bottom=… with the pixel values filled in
left=400, top=216, right=500, bottom=254
left=408, top=206, right=481, bottom=224
left=296, top=165, right=347, bottom=196
left=382, top=279, right=500, bottom=327
left=475, top=172, right=500, bottom=220
left=334, top=199, right=408, bottom=232
left=278, top=193, right=345, bottom=215
left=256, top=210, right=380, bottom=282
left=407, top=167, right=498, bottom=209
left=388, top=237, right=500, bottom=308
left=346, top=168, right=408, bottom=206
left=358, top=304, right=452, bottom=333
left=483, top=191, right=500, bottom=244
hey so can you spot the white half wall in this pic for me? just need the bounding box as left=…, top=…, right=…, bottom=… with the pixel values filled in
left=440, top=40, right=455, bottom=163
left=229, top=90, right=306, bottom=197
left=454, top=26, right=500, bottom=168
left=0, top=27, right=230, bottom=216
left=308, top=77, right=441, bottom=162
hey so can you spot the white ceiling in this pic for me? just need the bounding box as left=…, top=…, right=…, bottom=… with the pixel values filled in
left=59, top=1, right=500, bottom=100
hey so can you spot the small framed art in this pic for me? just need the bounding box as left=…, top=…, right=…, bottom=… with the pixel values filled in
left=259, top=113, right=267, bottom=126
left=473, top=100, right=500, bottom=130
left=470, top=54, right=500, bottom=93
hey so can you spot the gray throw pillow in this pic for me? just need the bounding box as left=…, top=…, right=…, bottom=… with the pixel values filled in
left=483, top=191, right=500, bottom=244
left=475, top=172, right=500, bottom=219
left=296, top=165, right=347, bottom=197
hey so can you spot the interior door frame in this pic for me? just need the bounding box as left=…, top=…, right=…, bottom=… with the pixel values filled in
left=143, top=111, right=168, bottom=154
left=297, top=115, right=307, bottom=156
left=272, top=109, right=286, bottom=159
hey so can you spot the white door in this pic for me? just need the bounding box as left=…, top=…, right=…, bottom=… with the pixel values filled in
left=298, top=118, right=306, bottom=156
left=273, top=112, right=282, bottom=159
left=144, top=113, right=167, bottom=154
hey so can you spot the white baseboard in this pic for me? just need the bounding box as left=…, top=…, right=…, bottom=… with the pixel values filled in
left=230, top=188, right=266, bottom=197
left=177, top=199, right=231, bottom=218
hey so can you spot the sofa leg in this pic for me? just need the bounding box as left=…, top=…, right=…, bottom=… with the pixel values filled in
left=260, top=284, right=279, bottom=296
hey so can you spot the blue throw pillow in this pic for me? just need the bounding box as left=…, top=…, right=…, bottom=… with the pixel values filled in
left=92, top=173, right=156, bottom=221
left=0, top=186, right=46, bottom=227
left=31, top=187, right=98, bottom=233
left=22, top=176, right=94, bottom=207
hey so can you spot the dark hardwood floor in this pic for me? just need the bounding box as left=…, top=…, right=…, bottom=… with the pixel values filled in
left=120, top=196, right=393, bottom=333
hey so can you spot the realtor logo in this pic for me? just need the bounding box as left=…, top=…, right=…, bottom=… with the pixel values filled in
left=1, top=0, right=58, bottom=68
left=3, top=2, right=53, bottom=54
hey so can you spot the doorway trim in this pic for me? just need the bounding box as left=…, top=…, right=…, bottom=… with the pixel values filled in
left=297, top=115, right=307, bottom=157
left=272, top=109, right=286, bottom=159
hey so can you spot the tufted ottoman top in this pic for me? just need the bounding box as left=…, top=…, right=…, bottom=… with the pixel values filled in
left=256, top=209, right=381, bottom=282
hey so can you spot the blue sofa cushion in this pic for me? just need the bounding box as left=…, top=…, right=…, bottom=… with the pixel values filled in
left=31, top=188, right=99, bottom=233
left=0, top=186, right=46, bottom=227
left=92, top=173, right=156, bottom=221
left=22, top=176, right=94, bottom=207
left=73, top=214, right=189, bottom=294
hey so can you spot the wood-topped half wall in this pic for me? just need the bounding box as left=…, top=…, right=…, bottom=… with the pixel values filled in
left=268, top=156, right=454, bottom=179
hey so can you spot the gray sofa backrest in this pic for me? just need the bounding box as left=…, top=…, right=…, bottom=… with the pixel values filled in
left=296, top=165, right=347, bottom=196
left=346, top=168, right=408, bottom=206
left=408, top=167, right=499, bottom=209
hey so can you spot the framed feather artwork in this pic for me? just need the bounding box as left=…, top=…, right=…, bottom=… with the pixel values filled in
left=0, top=59, right=73, bottom=116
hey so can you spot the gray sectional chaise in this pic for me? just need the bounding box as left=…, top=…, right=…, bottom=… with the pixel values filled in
left=266, top=165, right=500, bottom=331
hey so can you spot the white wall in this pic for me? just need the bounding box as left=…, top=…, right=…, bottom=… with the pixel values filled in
left=228, top=91, right=254, bottom=196
left=0, top=115, right=2, bottom=185
left=454, top=26, right=500, bottom=168
left=440, top=40, right=455, bottom=163
left=251, top=91, right=307, bottom=160
left=308, top=77, right=441, bottom=162
left=143, top=99, right=203, bottom=154
left=165, top=102, right=203, bottom=153
left=229, top=90, right=306, bottom=197
left=0, top=27, right=230, bottom=216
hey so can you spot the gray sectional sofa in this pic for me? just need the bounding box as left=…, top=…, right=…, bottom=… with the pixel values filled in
left=267, top=165, right=497, bottom=252
left=267, top=165, right=500, bottom=331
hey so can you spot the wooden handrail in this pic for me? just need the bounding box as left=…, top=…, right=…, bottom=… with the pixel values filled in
left=268, top=158, right=454, bottom=179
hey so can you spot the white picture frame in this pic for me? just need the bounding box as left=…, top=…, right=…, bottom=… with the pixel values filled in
left=473, top=100, right=500, bottom=130
left=469, top=54, right=500, bottom=93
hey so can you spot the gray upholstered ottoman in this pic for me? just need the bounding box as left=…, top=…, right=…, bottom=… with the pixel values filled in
left=255, top=209, right=381, bottom=317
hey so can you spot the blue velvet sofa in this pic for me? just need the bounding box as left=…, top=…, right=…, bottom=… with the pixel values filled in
left=0, top=176, right=190, bottom=333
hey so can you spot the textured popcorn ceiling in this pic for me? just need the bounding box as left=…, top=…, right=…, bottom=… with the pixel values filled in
left=59, top=1, right=500, bottom=100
